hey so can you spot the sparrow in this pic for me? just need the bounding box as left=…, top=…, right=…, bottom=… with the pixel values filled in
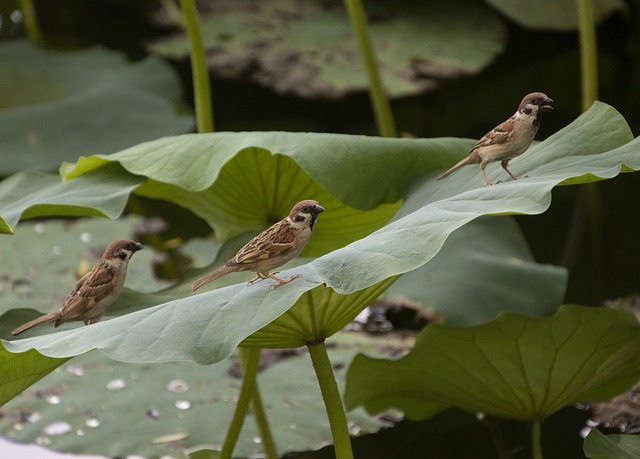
left=192, top=200, right=324, bottom=291
left=11, top=239, right=143, bottom=336
left=436, top=92, right=554, bottom=186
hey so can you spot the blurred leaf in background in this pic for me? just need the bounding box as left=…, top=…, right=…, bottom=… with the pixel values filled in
left=0, top=40, right=193, bottom=174
left=149, top=0, right=507, bottom=99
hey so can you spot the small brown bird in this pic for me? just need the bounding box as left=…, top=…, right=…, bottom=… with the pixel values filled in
left=192, top=200, right=324, bottom=291
left=11, top=239, right=143, bottom=337
left=437, top=92, right=554, bottom=186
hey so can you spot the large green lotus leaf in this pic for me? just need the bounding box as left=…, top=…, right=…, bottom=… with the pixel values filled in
left=0, top=165, right=142, bottom=234
left=62, top=132, right=473, bottom=209
left=150, top=0, right=506, bottom=99
left=60, top=103, right=635, bottom=254
left=0, top=331, right=400, bottom=457
left=484, top=0, right=625, bottom=31
left=62, top=102, right=633, bottom=212
left=243, top=216, right=563, bottom=348
left=584, top=428, right=640, bottom=459
left=387, top=216, right=567, bottom=326
left=61, top=132, right=471, bottom=253
left=1, top=102, right=638, bottom=368
left=0, top=214, right=538, bottom=352
left=132, top=151, right=403, bottom=255
left=0, top=39, right=193, bottom=173
left=345, top=305, right=640, bottom=421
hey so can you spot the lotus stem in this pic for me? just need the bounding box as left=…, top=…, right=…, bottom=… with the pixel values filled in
left=575, top=0, right=604, bottom=294
left=576, top=0, right=598, bottom=110
left=250, top=372, right=279, bottom=459
left=179, top=0, right=215, bottom=133
left=343, top=0, right=397, bottom=138
left=308, top=340, right=354, bottom=459
left=532, top=420, right=543, bottom=459
left=19, top=0, right=43, bottom=44
left=219, top=348, right=260, bottom=459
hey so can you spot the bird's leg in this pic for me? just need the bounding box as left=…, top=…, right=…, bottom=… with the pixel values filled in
left=480, top=164, right=489, bottom=187
left=501, top=160, right=519, bottom=181
left=266, top=272, right=302, bottom=289
left=247, top=272, right=302, bottom=287
left=247, top=273, right=269, bottom=285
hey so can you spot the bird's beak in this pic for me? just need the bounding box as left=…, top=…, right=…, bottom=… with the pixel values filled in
left=315, top=204, right=325, bottom=214
left=541, top=97, right=554, bottom=111
left=133, top=243, right=144, bottom=252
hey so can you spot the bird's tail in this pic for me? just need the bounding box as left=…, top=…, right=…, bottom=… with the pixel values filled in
left=12, top=312, right=59, bottom=336
left=436, top=156, right=473, bottom=181
left=192, top=265, right=235, bottom=291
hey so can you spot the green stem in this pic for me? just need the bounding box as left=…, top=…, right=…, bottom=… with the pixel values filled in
left=250, top=374, right=279, bottom=459
left=307, top=340, right=354, bottom=459
left=575, top=0, right=604, bottom=297
left=343, top=0, right=397, bottom=137
left=532, top=420, right=543, bottom=459
left=576, top=0, right=598, bottom=110
left=19, top=0, right=43, bottom=44
left=219, top=348, right=260, bottom=459
left=179, top=0, right=215, bottom=133
left=480, top=416, right=510, bottom=459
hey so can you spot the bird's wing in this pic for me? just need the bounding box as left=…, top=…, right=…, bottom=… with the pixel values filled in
left=58, top=263, right=116, bottom=319
left=230, top=220, right=297, bottom=266
left=472, top=120, right=514, bottom=151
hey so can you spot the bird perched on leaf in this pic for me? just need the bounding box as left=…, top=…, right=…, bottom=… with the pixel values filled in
left=192, top=200, right=324, bottom=291
left=11, top=239, right=143, bottom=337
left=436, top=92, right=553, bottom=186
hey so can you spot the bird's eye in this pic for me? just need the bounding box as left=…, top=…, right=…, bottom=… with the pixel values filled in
left=302, top=206, right=308, bottom=212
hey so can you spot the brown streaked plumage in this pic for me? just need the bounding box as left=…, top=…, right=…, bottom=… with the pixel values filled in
left=192, top=200, right=324, bottom=290
left=436, top=92, right=553, bottom=186
left=11, top=239, right=143, bottom=337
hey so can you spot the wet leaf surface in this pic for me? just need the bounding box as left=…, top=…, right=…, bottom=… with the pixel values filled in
left=0, top=331, right=405, bottom=458
left=0, top=216, right=162, bottom=319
